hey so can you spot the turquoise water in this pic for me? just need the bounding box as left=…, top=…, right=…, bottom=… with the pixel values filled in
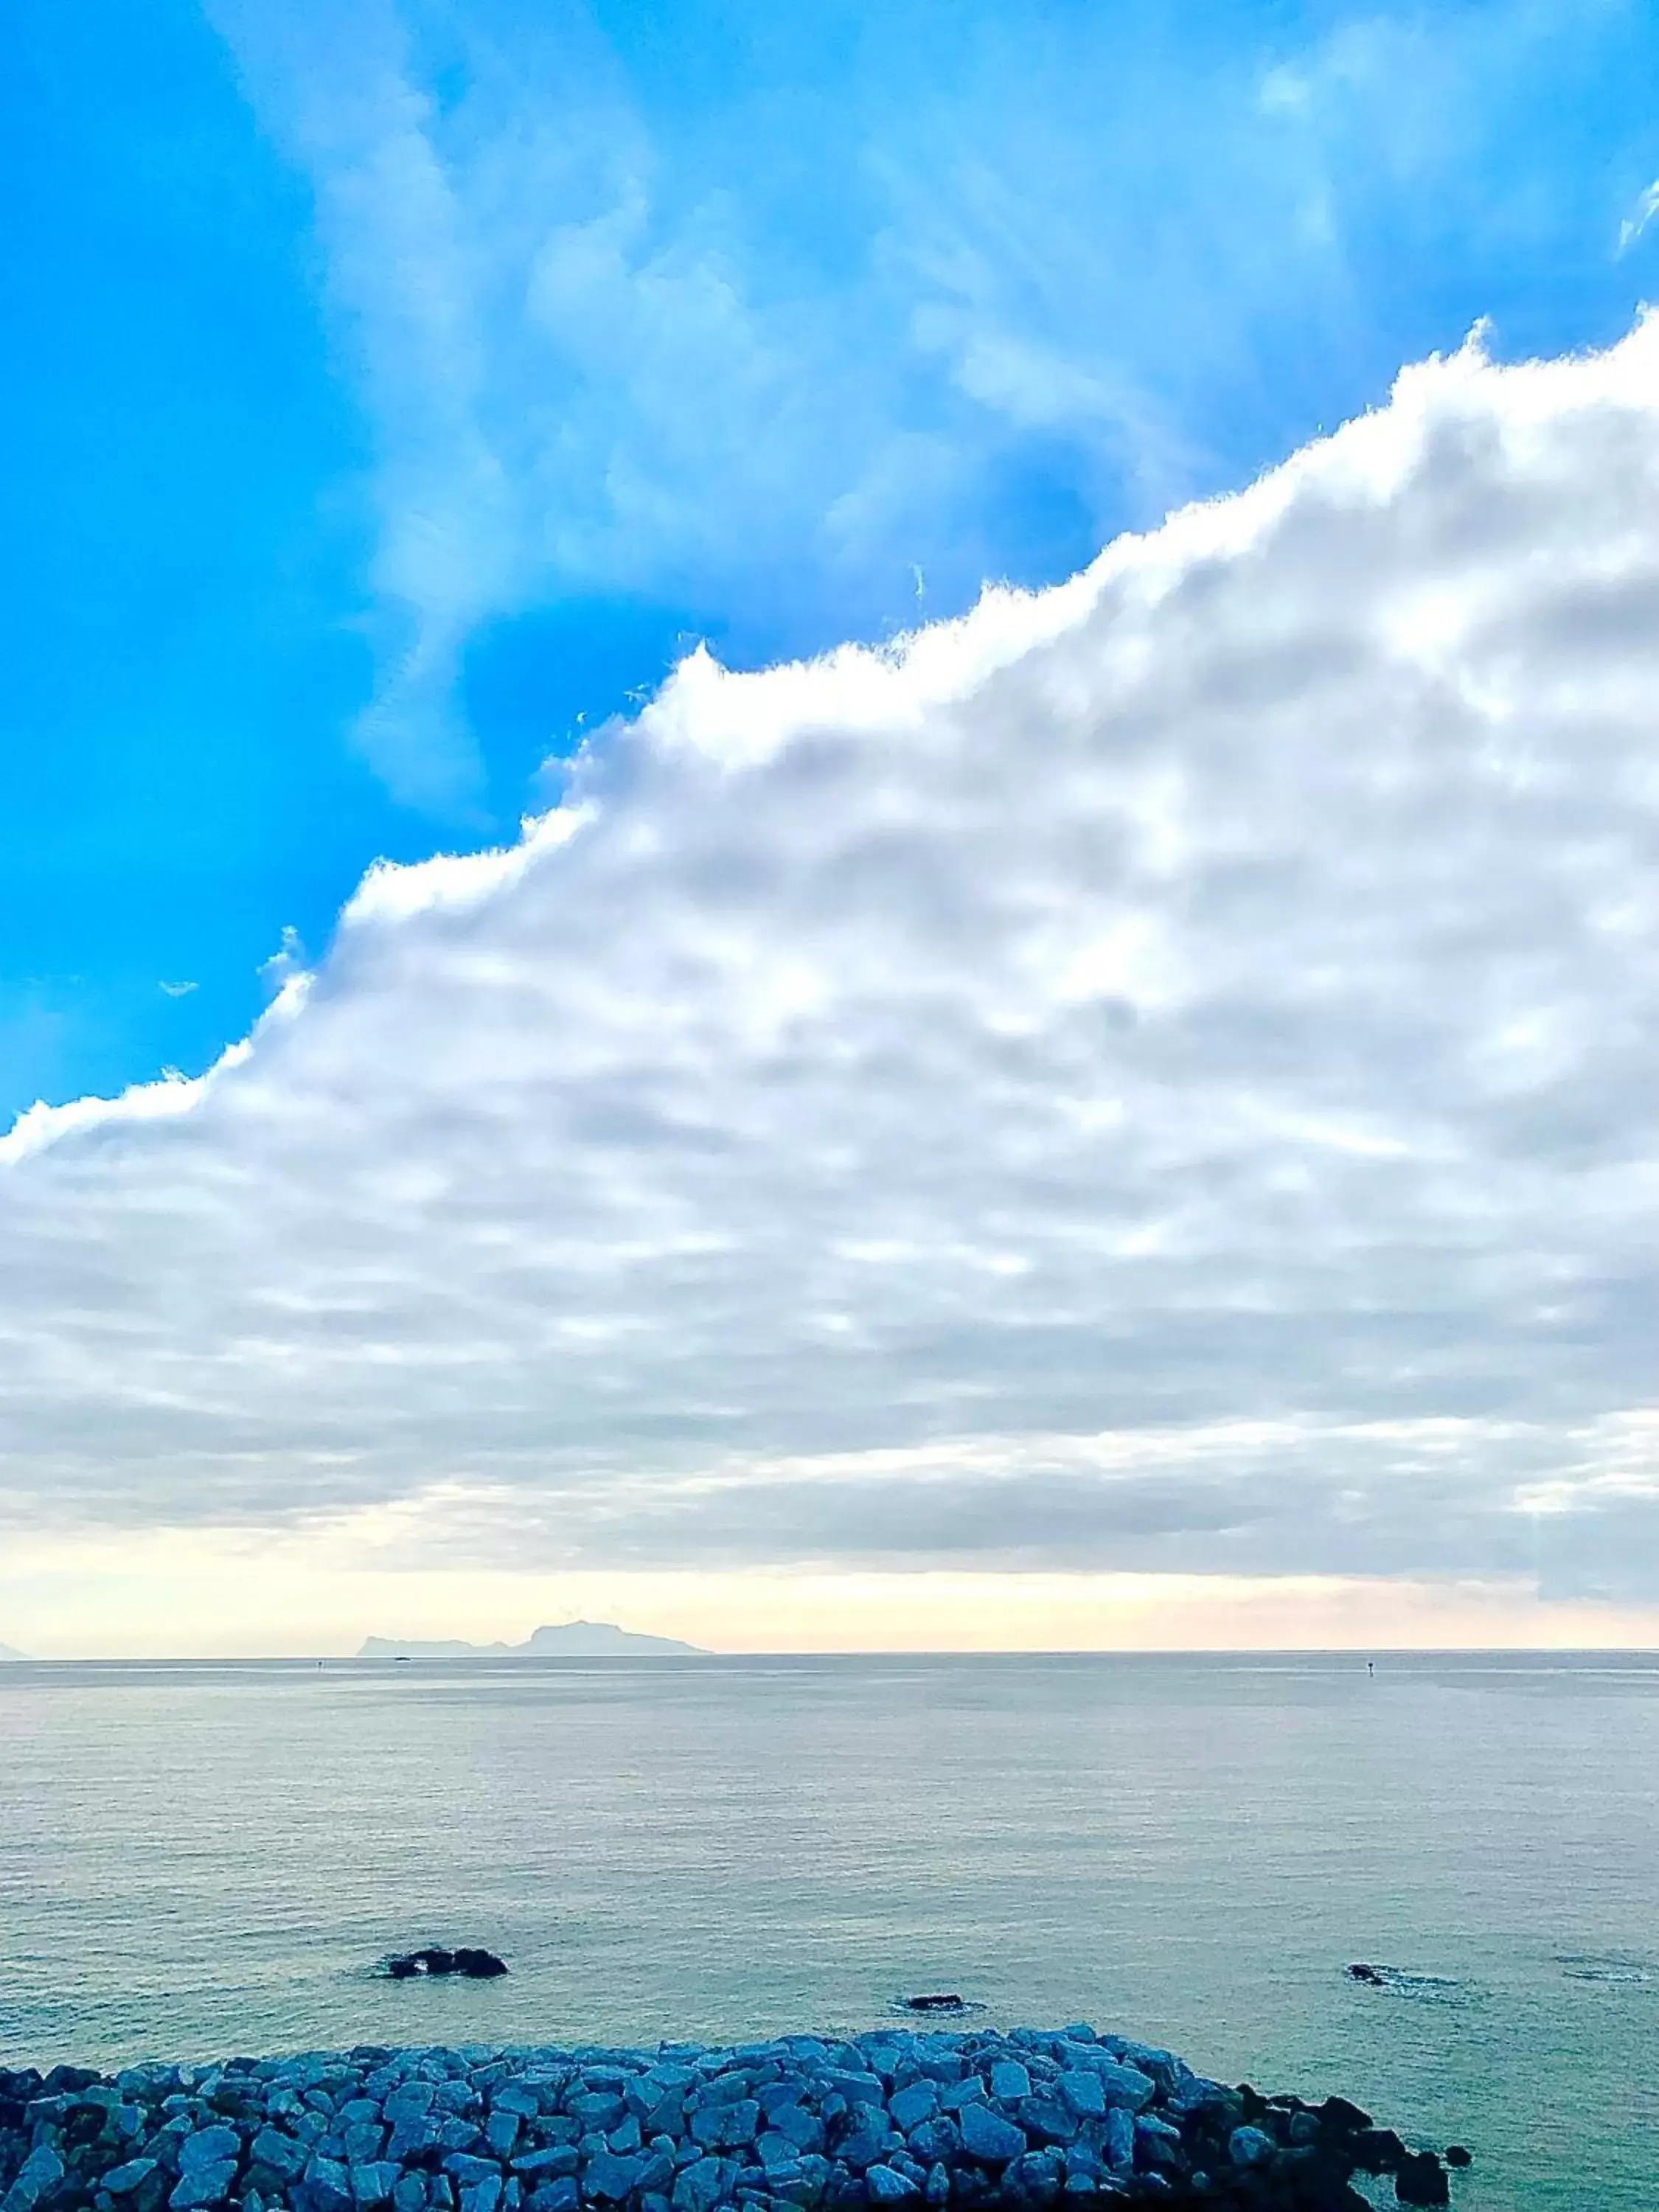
left=1, top=1653, right=1655, bottom=2208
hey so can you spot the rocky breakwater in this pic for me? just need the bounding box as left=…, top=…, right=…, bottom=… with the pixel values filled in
left=0, top=2028, right=1455, bottom=2212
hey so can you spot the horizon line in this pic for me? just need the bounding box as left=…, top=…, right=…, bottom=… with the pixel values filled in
left=6, top=1643, right=1659, bottom=1665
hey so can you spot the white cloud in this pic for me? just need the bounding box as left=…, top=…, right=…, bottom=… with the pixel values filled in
left=204, top=0, right=1648, bottom=812
left=1618, top=178, right=1659, bottom=255
left=4, top=320, right=1659, bottom=1603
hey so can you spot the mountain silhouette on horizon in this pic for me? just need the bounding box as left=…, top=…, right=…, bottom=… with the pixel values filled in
left=358, top=1620, right=707, bottom=1658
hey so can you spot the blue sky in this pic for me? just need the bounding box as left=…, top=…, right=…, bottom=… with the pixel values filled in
left=4, top=0, right=1658, bottom=1127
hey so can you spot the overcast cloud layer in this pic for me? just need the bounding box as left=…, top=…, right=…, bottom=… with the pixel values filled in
left=4, top=323, right=1658, bottom=1596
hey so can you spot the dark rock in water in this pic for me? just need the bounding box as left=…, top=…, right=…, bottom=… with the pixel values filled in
left=1352, top=2126, right=1408, bottom=2174
left=1347, top=1962, right=1386, bottom=1985
left=1444, top=2143, right=1473, bottom=2167
left=1318, top=2096, right=1375, bottom=2135
left=902, top=1993, right=964, bottom=2014
left=1394, top=2149, right=1451, bottom=2205
left=42, top=2067, right=101, bottom=2096
left=383, top=1946, right=508, bottom=1979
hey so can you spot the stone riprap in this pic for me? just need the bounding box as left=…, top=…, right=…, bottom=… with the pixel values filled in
left=0, top=2028, right=1452, bottom=2212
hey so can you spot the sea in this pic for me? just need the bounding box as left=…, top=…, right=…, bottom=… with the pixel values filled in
left=1, top=1652, right=1655, bottom=2211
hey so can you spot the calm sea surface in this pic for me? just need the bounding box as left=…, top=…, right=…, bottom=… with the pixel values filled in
left=1, top=1653, right=1655, bottom=2209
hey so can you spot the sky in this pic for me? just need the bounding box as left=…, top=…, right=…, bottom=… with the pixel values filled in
left=2, top=0, right=1658, bottom=1655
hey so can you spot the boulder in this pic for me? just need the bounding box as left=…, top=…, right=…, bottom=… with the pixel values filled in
left=104, top=2160, right=160, bottom=2197
left=956, top=2104, right=1025, bottom=2166
left=1394, top=2151, right=1450, bottom=2206
left=863, top=2166, right=917, bottom=2203
left=169, top=2160, right=237, bottom=2209
left=1228, top=2126, right=1275, bottom=2168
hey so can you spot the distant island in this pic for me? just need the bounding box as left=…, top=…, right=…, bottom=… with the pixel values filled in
left=358, top=1619, right=708, bottom=1658
left=0, top=1642, right=27, bottom=1661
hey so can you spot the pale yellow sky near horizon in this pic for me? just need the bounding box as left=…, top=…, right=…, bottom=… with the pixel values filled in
left=4, top=1522, right=1658, bottom=1658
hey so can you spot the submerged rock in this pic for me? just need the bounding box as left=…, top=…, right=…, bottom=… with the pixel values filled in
left=0, top=2025, right=1453, bottom=2212
left=382, top=1948, right=508, bottom=1980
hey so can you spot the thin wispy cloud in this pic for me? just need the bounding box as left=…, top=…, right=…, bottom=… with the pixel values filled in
left=4, top=320, right=1657, bottom=1600
left=1618, top=178, right=1659, bottom=254
left=206, top=0, right=1638, bottom=818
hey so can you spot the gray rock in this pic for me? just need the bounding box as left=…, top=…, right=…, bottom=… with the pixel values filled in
left=1056, top=2071, right=1105, bottom=2118
left=1134, top=2112, right=1183, bottom=2170
left=1091, top=2062, right=1157, bottom=2113
left=525, top=2185, right=578, bottom=2212
left=1011, top=2146, right=1065, bottom=2205
left=251, top=2129, right=307, bottom=2181
left=765, top=2106, right=823, bottom=2156
left=956, top=2104, right=1025, bottom=2166
left=580, top=2152, right=642, bottom=2202
left=483, top=2115, right=519, bottom=2159
left=863, top=2165, right=917, bottom=2202
left=387, top=2118, right=442, bottom=2162
left=1228, top=2125, right=1275, bottom=2167
left=567, top=2098, right=623, bottom=2133
left=169, top=2160, right=237, bottom=2209
left=886, top=2084, right=936, bottom=2135
left=686, top=2101, right=757, bottom=2151
left=1017, top=2097, right=1076, bottom=2145
left=300, top=2156, right=355, bottom=2212
left=987, top=2062, right=1030, bottom=2105
left=836, top=2121, right=897, bottom=2174
left=903, top=2119, right=958, bottom=2166
left=669, top=2157, right=724, bottom=2212
left=510, top=2150, right=577, bottom=2180
left=178, top=2130, right=240, bottom=2174
left=1103, top=2107, right=1135, bottom=2172
left=383, top=2087, right=436, bottom=2124
left=102, top=2160, right=159, bottom=2197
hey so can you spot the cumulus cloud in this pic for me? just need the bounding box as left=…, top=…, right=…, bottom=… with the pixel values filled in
left=4, top=322, right=1658, bottom=1593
